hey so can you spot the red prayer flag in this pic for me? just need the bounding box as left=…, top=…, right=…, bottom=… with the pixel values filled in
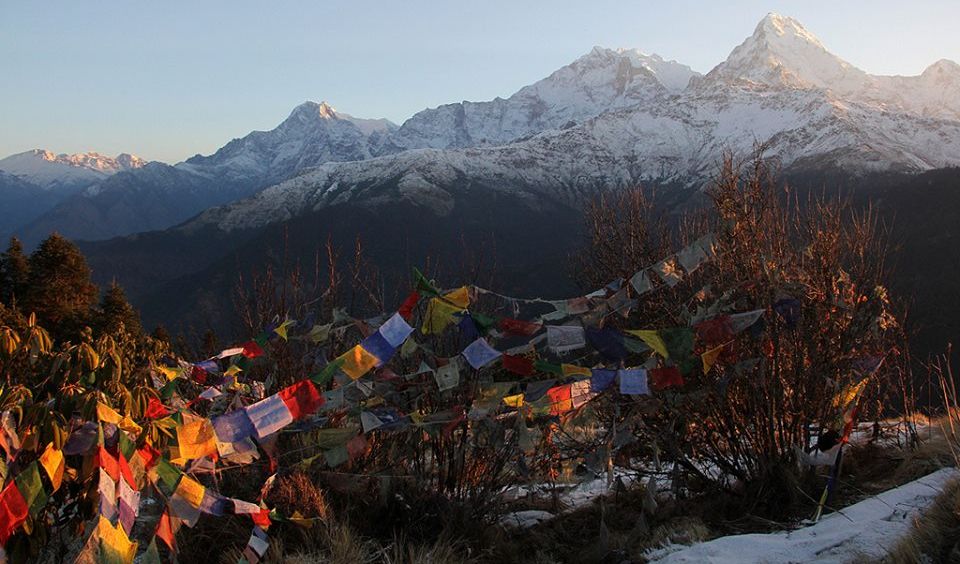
left=694, top=316, right=734, bottom=348
left=96, top=446, right=120, bottom=482
left=498, top=318, right=542, bottom=337
left=156, top=509, right=177, bottom=553
left=242, top=341, right=264, bottom=359
left=546, top=385, right=573, bottom=416
left=251, top=508, right=271, bottom=529
left=502, top=354, right=535, bottom=377
left=0, top=481, right=28, bottom=545
left=137, top=444, right=161, bottom=469
left=191, top=365, right=208, bottom=385
left=278, top=381, right=324, bottom=420
left=650, top=366, right=684, bottom=390
left=398, top=291, right=420, bottom=320
left=145, top=397, right=171, bottom=419
left=118, top=453, right=136, bottom=488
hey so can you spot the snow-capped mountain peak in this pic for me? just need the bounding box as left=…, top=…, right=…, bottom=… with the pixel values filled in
left=708, top=12, right=862, bottom=90
left=0, top=149, right=145, bottom=192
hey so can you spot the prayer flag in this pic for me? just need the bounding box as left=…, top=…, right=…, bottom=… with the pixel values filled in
left=653, top=256, right=683, bottom=286
left=360, top=332, right=396, bottom=366
left=462, top=338, right=502, bottom=369
left=39, top=443, right=65, bottom=492
left=242, top=340, right=264, bottom=359
left=498, top=318, right=542, bottom=337
left=378, top=313, right=414, bottom=348
left=625, top=330, right=669, bottom=358
left=212, top=409, right=256, bottom=444
left=570, top=380, right=595, bottom=408
left=562, top=364, right=592, bottom=378
left=338, top=345, right=379, bottom=380
left=97, top=468, right=118, bottom=522
left=398, top=291, right=420, bottom=320
left=546, top=385, right=573, bottom=415
left=175, top=475, right=206, bottom=508
left=619, top=369, right=649, bottom=395
left=677, top=241, right=709, bottom=274
left=97, top=515, right=138, bottom=563
left=695, top=316, right=734, bottom=348
left=145, top=397, right=171, bottom=419
left=279, top=380, right=324, bottom=420
left=701, top=344, right=726, bottom=374
left=434, top=361, right=460, bottom=391
left=650, top=366, right=685, bottom=389
left=176, top=416, right=218, bottom=461
left=729, top=309, right=765, bottom=333
left=156, top=510, right=177, bottom=553
left=0, top=481, right=27, bottom=544
left=15, top=462, right=46, bottom=518
left=590, top=369, right=616, bottom=392
left=502, top=354, right=535, bottom=377
left=586, top=327, right=628, bottom=362
left=245, top=395, right=294, bottom=440
left=547, top=325, right=586, bottom=354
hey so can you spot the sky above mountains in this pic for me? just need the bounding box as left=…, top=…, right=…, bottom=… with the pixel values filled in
left=2, top=0, right=958, bottom=163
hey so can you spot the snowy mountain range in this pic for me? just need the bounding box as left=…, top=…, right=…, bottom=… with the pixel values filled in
left=7, top=13, right=960, bottom=249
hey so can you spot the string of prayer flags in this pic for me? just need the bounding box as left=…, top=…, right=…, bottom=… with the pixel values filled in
left=618, top=369, right=650, bottom=395
left=546, top=325, right=586, bottom=354
left=462, top=338, right=502, bottom=369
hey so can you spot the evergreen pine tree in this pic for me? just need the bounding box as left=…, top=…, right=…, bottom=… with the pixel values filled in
left=24, top=233, right=98, bottom=332
left=0, top=237, right=30, bottom=307
left=98, top=281, right=142, bottom=336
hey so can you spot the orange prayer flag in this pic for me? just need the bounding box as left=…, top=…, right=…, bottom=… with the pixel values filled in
left=39, top=443, right=65, bottom=492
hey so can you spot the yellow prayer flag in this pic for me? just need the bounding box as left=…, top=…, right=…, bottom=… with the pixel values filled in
left=274, top=319, right=295, bottom=340
left=176, top=416, right=218, bottom=461
left=503, top=394, right=525, bottom=408
left=97, top=515, right=139, bottom=563
left=443, top=286, right=470, bottom=309
left=421, top=298, right=463, bottom=335
left=96, top=402, right=123, bottom=425
left=701, top=344, right=726, bottom=374
left=339, top=345, right=378, bottom=380
left=39, top=443, right=65, bottom=492
left=157, top=365, right=180, bottom=381
left=175, top=474, right=206, bottom=508
left=561, top=364, right=592, bottom=378
left=625, top=330, right=669, bottom=358
left=224, top=365, right=242, bottom=377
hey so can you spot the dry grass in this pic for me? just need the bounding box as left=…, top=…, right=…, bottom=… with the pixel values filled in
left=884, top=477, right=960, bottom=563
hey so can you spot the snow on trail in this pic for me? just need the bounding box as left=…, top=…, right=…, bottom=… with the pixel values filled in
left=648, top=467, right=958, bottom=563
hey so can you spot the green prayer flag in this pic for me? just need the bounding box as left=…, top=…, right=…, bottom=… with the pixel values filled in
left=311, top=358, right=344, bottom=386
left=534, top=360, right=564, bottom=375
left=160, top=379, right=178, bottom=401
left=118, top=432, right=136, bottom=460
left=140, top=539, right=162, bottom=564
left=413, top=267, right=440, bottom=297
left=154, top=459, right=182, bottom=497
left=471, top=312, right=498, bottom=335
left=661, top=327, right=697, bottom=375
left=14, top=462, right=47, bottom=517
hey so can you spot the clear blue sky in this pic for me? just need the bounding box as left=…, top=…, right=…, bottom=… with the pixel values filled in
left=1, top=1, right=957, bottom=163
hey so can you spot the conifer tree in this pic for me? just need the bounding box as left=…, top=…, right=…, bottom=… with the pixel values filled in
left=24, top=233, right=98, bottom=332
left=0, top=237, right=30, bottom=307
left=98, top=281, right=142, bottom=336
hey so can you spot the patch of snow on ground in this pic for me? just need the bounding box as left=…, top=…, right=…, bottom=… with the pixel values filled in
left=647, top=467, right=958, bottom=563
